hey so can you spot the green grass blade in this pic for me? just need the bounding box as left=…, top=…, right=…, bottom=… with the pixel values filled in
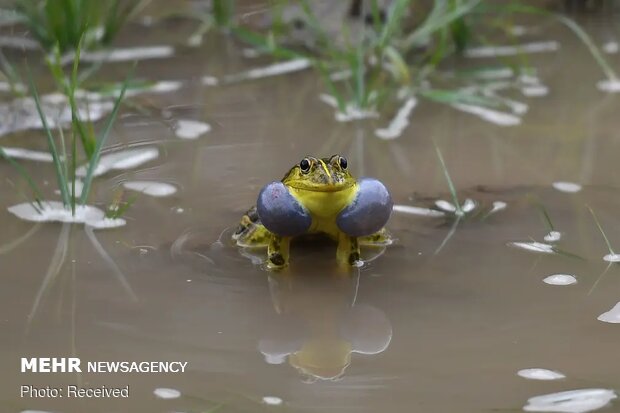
left=587, top=205, right=615, bottom=255
left=28, top=72, right=71, bottom=207
left=0, top=148, right=44, bottom=208
left=79, top=68, right=133, bottom=205
left=434, top=143, right=463, bottom=215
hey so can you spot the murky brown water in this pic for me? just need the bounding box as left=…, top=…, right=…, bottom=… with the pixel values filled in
left=2, top=6, right=620, bottom=413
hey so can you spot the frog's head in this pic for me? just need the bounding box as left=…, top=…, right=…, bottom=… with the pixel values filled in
left=282, top=155, right=355, bottom=192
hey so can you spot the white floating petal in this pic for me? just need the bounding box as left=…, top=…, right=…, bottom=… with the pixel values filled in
left=518, top=368, right=566, bottom=380
left=465, top=41, right=559, bottom=58
left=509, top=242, right=555, bottom=254
left=76, top=147, right=159, bottom=177
left=393, top=204, right=445, bottom=217
left=262, top=396, right=283, bottom=406
left=174, top=120, right=211, bottom=140
left=54, top=180, right=84, bottom=197
left=552, top=181, right=582, bottom=193
left=544, top=231, right=561, bottom=242
left=80, top=45, right=174, bottom=63
left=543, top=274, right=577, bottom=286
left=603, top=253, right=620, bottom=263
left=227, top=58, right=311, bottom=81
left=153, top=387, right=181, bottom=399
left=451, top=103, right=521, bottom=126
left=374, top=97, right=418, bottom=140
left=435, top=200, right=457, bottom=212
left=603, top=41, right=619, bottom=54
left=489, top=201, right=507, bottom=214
left=598, top=302, right=620, bottom=323
left=8, top=201, right=103, bottom=225
left=0, top=147, right=53, bottom=162
left=88, top=217, right=127, bottom=229
left=123, top=181, right=177, bottom=197
left=523, top=388, right=616, bottom=413
left=597, top=79, right=620, bottom=93
left=522, top=85, right=549, bottom=97
left=461, top=198, right=476, bottom=213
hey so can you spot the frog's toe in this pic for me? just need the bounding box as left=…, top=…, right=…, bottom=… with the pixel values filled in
left=257, top=182, right=312, bottom=236
left=337, top=178, right=393, bottom=237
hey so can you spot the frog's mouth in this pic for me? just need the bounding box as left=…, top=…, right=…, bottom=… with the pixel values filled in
left=287, top=182, right=355, bottom=192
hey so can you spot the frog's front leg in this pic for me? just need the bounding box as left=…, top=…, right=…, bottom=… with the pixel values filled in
left=257, top=181, right=312, bottom=268
left=337, top=178, right=393, bottom=237
left=337, top=232, right=360, bottom=266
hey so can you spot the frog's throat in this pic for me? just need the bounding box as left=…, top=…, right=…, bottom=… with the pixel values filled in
left=287, top=183, right=359, bottom=219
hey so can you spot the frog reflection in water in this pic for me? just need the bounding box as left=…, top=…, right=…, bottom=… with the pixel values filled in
left=233, top=155, right=393, bottom=268
left=258, top=273, right=392, bottom=381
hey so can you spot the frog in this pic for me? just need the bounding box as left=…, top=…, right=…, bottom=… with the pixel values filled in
left=233, top=155, right=393, bottom=269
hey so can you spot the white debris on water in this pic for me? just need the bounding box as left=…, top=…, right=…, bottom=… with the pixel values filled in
left=552, top=181, right=582, bottom=193
left=174, top=119, right=211, bottom=139
left=153, top=387, right=181, bottom=399
left=435, top=200, right=456, bottom=213
left=518, top=368, right=566, bottom=381
left=489, top=201, right=507, bottom=214
left=509, top=242, right=555, bottom=254
left=596, top=79, right=620, bottom=93
left=393, top=204, right=445, bottom=217
left=76, top=147, right=159, bottom=178
left=603, top=253, right=620, bottom=263
left=522, top=85, right=549, bottom=97
left=451, top=103, right=521, bottom=126
left=6, top=201, right=122, bottom=230
left=603, top=41, right=619, bottom=54
left=88, top=217, right=127, bottom=229
left=0, top=93, right=114, bottom=137
left=225, top=58, right=311, bottom=82
left=543, top=274, right=577, bottom=286
left=262, top=396, right=283, bottom=406
left=598, top=302, right=620, bottom=323
left=79, top=45, right=174, bottom=63
left=375, top=98, right=418, bottom=140
left=544, top=231, right=561, bottom=242
left=523, top=388, right=616, bottom=413
left=54, top=180, right=84, bottom=197
left=465, top=41, right=559, bottom=58
left=471, top=67, right=514, bottom=80
left=319, top=94, right=379, bottom=122
left=201, top=76, right=219, bottom=86
left=0, top=147, right=52, bottom=162
left=329, top=69, right=353, bottom=81
left=509, top=25, right=528, bottom=36
left=123, top=181, right=177, bottom=197
left=461, top=199, right=476, bottom=213
left=0, top=81, right=26, bottom=93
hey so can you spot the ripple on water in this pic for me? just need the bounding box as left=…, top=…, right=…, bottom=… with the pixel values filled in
left=523, top=388, right=616, bottom=413
left=597, top=302, right=620, bottom=324
left=518, top=368, right=566, bottom=380
left=153, top=387, right=181, bottom=399
left=543, top=274, right=577, bottom=286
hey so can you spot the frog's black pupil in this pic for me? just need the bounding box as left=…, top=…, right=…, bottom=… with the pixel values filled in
left=339, top=157, right=348, bottom=169
left=300, top=159, right=310, bottom=172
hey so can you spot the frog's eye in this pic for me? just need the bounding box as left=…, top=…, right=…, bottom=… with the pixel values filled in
left=299, top=158, right=311, bottom=173
left=338, top=156, right=348, bottom=170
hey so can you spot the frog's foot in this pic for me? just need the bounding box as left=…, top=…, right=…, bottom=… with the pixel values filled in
left=257, top=182, right=312, bottom=237
left=267, top=234, right=291, bottom=269
left=233, top=206, right=272, bottom=247
left=358, top=228, right=393, bottom=246
left=337, top=178, right=393, bottom=237
left=337, top=233, right=361, bottom=266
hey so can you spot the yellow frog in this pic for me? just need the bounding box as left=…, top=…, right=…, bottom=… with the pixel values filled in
left=233, top=155, right=393, bottom=269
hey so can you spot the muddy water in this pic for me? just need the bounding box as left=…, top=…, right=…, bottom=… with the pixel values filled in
left=2, top=12, right=620, bottom=413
